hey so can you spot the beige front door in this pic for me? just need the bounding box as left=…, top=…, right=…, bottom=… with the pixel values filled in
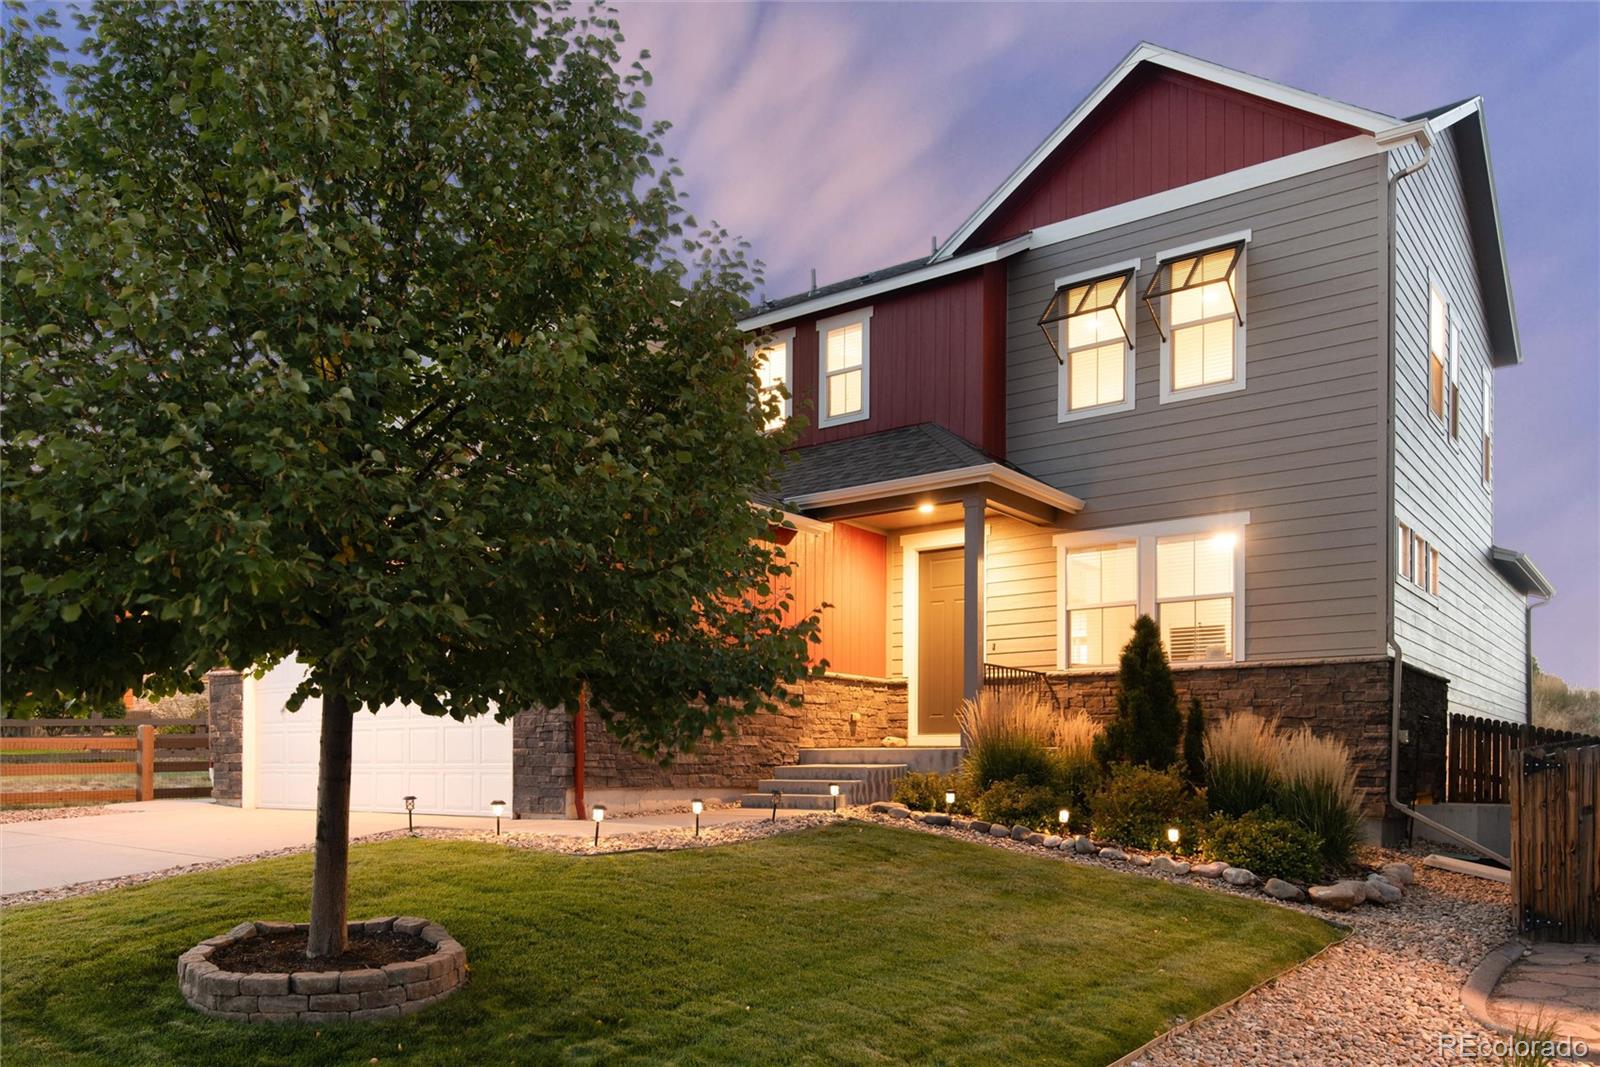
left=917, top=547, right=965, bottom=737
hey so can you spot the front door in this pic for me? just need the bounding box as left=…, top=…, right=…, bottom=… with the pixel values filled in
left=917, top=547, right=965, bottom=738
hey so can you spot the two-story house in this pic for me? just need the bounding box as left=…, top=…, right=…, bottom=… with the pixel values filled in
left=213, top=44, right=1551, bottom=829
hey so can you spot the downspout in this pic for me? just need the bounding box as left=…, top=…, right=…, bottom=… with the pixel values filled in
left=1381, top=129, right=1510, bottom=865
left=1525, top=595, right=1551, bottom=723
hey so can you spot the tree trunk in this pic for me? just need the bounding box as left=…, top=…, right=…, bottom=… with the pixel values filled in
left=306, top=686, right=354, bottom=959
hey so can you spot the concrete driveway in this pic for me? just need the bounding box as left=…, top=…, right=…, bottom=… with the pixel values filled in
left=0, top=800, right=794, bottom=895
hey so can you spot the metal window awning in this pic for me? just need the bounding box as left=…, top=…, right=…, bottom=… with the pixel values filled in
left=1037, top=269, right=1133, bottom=364
left=1143, top=241, right=1245, bottom=341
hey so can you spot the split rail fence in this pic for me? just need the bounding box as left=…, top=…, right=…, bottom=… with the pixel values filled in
left=0, top=717, right=211, bottom=808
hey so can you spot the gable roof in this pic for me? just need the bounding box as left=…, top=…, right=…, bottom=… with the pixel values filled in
left=1409, top=98, right=1522, bottom=366
left=771, top=423, right=1007, bottom=499
left=934, top=42, right=1400, bottom=262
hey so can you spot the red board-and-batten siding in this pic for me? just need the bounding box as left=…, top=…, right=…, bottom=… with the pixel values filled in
left=964, top=67, right=1362, bottom=248
left=779, top=268, right=1007, bottom=456
left=774, top=522, right=888, bottom=677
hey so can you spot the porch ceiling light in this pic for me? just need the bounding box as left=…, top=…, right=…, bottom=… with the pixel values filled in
left=1142, top=241, right=1245, bottom=342
left=918, top=502, right=936, bottom=515
left=1037, top=268, right=1134, bottom=364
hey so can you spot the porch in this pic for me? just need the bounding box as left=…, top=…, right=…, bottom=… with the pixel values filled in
left=770, top=423, right=1084, bottom=748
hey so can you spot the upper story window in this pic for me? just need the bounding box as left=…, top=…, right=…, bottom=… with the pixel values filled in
left=1064, top=542, right=1137, bottom=667
left=1481, top=368, right=1494, bottom=485
left=751, top=328, right=794, bottom=432
left=1428, top=285, right=1448, bottom=425
left=816, top=307, right=871, bottom=428
left=1044, top=263, right=1138, bottom=423
left=1146, top=233, right=1248, bottom=404
left=1156, top=532, right=1236, bottom=662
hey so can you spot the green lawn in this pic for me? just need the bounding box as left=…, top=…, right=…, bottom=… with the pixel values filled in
left=0, top=823, right=1337, bottom=1066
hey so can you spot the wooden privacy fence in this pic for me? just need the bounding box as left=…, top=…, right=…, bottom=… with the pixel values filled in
left=0, top=717, right=211, bottom=808
left=1446, top=714, right=1597, bottom=803
left=1510, top=741, right=1599, bottom=943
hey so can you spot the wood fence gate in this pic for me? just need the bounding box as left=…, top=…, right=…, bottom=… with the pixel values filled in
left=1510, top=741, right=1599, bottom=943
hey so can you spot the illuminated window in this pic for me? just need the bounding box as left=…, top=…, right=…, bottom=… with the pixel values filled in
left=817, top=308, right=871, bottom=427
left=751, top=328, right=794, bottom=432
left=1448, top=323, right=1460, bottom=440
left=1046, top=268, right=1136, bottom=420
left=1429, top=286, right=1448, bottom=423
left=1065, top=542, right=1137, bottom=667
left=1147, top=236, right=1247, bottom=403
left=1156, top=533, right=1236, bottom=662
left=1397, top=522, right=1413, bottom=581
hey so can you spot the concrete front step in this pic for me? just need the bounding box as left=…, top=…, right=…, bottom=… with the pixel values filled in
left=736, top=792, right=847, bottom=811
left=798, top=747, right=963, bottom=774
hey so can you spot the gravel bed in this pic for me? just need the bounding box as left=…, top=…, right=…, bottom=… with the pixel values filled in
left=0, top=805, right=117, bottom=825
left=856, top=811, right=1560, bottom=1065
left=0, top=813, right=835, bottom=910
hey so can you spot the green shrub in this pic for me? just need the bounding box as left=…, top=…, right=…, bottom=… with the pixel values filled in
left=958, top=689, right=1058, bottom=791
left=1201, top=812, right=1324, bottom=884
left=892, top=771, right=969, bottom=814
left=973, top=778, right=1061, bottom=831
left=1205, top=713, right=1279, bottom=817
left=1048, top=750, right=1101, bottom=826
left=1182, top=697, right=1206, bottom=788
left=1275, top=728, right=1362, bottom=870
left=1094, top=615, right=1181, bottom=769
left=1088, top=763, right=1206, bottom=852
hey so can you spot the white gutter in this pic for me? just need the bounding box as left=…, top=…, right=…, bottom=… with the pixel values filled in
left=786, top=462, right=1085, bottom=516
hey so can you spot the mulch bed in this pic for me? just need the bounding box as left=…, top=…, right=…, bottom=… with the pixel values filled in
left=210, top=929, right=433, bottom=974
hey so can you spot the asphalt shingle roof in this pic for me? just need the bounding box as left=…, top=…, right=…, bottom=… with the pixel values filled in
left=751, top=256, right=932, bottom=317
left=767, top=423, right=1024, bottom=503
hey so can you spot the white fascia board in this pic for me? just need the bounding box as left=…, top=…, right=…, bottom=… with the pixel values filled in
left=1423, top=97, right=1483, bottom=134
left=932, top=43, right=1400, bottom=263
left=786, top=462, right=1085, bottom=516
left=1026, top=135, right=1410, bottom=254
left=737, top=236, right=1027, bottom=333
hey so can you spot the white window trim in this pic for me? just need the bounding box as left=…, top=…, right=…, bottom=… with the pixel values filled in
left=1395, top=517, right=1442, bottom=603
left=816, top=307, right=872, bottom=429
left=1427, top=278, right=1450, bottom=434
left=1053, top=511, right=1249, bottom=670
left=901, top=523, right=987, bottom=747
left=750, top=327, right=795, bottom=429
left=1056, top=259, right=1139, bottom=424
left=1156, top=230, right=1251, bottom=405
left=1448, top=322, right=1461, bottom=445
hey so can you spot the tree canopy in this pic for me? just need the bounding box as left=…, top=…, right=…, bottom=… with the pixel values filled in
left=1, top=0, right=821, bottom=753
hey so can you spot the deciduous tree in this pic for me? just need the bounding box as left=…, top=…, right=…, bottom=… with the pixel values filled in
left=2, top=2, right=819, bottom=957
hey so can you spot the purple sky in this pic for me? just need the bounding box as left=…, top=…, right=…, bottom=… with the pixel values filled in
left=617, top=1, right=1600, bottom=688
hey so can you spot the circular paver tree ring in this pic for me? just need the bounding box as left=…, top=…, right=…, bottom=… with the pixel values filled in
left=178, top=917, right=467, bottom=1023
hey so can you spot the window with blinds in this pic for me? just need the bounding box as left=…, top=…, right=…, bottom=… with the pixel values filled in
left=1065, top=542, right=1137, bottom=667
left=753, top=333, right=792, bottom=432
left=1156, top=533, right=1235, bottom=662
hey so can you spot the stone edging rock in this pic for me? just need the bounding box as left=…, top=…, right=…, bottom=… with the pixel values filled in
left=178, top=917, right=466, bottom=1023
left=864, top=801, right=1417, bottom=914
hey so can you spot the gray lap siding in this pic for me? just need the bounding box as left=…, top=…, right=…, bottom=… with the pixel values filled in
left=1005, top=153, right=1392, bottom=663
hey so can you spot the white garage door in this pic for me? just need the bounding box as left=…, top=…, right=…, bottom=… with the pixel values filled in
left=253, top=658, right=513, bottom=817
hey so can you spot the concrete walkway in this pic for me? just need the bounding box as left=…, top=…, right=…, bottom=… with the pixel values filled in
left=1487, top=942, right=1600, bottom=1048
left=0, top=800, right=802, bottom=895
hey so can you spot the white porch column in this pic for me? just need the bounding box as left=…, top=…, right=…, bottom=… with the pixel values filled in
left=962, top=495, right=986, bottom=701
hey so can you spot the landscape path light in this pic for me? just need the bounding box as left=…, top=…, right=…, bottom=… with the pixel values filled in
left=691, top=798, right=704, bottom=838
left=490, top=799, right=506, bottom=836
left=592, top=804, right=607, bottom=847
left=770, top=789, right=781, bottom=822
left=945, top=790, right=957, bottom=812
left=829, top=784, right=841, bottom=813
left=1058, top=809, right=1070, bottom=831
left=403, top=795, right=417, bottom=836
left=1167, top=826, right=1181, bottom=849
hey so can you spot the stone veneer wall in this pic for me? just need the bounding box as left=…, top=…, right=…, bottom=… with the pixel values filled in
left=512, top=674, right=908, bottom=817
left=206, top=669, right=244, bottom=806
left=1046, top=658, right=1400, bottom=816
